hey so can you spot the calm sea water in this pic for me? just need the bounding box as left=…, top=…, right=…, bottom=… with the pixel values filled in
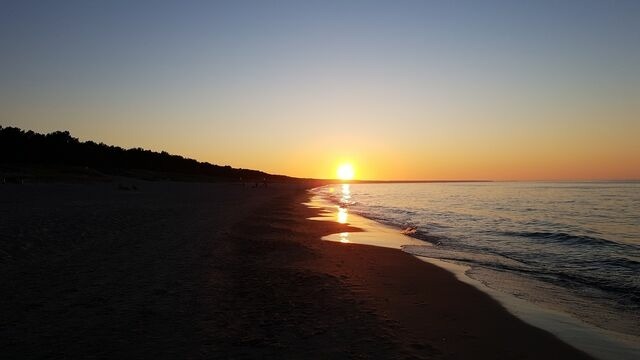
left=315, top=182, right=640, bottom=337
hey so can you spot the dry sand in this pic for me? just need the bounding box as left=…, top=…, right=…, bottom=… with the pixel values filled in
left=0, top=181, right=593, bottom=359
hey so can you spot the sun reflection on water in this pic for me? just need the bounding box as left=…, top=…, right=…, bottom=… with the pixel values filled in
left=341, top=184, right=351, bottom=202
left=339, top=232, right=350, bottom=243
left=337, top=207, right=348, bottom=224
left=337, top=183, right=352, bottom=224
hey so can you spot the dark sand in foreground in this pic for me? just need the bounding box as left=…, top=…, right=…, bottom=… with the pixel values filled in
left=0, top=181, right=592, bottom=359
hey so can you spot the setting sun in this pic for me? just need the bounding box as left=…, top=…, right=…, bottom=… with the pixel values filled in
left=337, top=163, right=355, bottom=181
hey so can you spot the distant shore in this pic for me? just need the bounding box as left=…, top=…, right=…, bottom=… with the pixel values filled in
left=0, top=180, right=591, bottom=358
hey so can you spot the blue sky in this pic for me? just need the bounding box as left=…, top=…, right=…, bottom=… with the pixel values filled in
left=1, top=0, right=639, bottom=179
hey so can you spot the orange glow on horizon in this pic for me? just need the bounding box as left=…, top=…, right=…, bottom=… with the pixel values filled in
left=84, top=123, right=638, bottom=182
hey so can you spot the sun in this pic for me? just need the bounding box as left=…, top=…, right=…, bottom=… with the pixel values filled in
left=337, top=163, right=355, bottom=181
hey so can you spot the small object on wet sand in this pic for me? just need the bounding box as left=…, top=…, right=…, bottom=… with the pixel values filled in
left=401, top=226, right=417, bottom=235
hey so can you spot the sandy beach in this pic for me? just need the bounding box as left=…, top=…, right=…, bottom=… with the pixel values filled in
left=0, top=181, right=593, bottom=359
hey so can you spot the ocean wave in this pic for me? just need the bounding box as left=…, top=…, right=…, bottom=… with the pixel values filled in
left=573, top=257, right=640, bottom=271
left=500, top=231, right=631, bottom=248
left=403, top=245, right=640, bottom=308
left=402, top=245, right=529, bottom=270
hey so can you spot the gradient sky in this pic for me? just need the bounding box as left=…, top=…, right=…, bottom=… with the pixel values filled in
left=1, top=0, right=639, bottom=180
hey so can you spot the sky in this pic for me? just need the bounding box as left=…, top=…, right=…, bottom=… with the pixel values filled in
left=1, top=0, right=639, bottom=180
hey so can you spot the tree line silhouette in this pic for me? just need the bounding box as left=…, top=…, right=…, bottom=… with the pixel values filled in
left=0, top=126, right=291, bottom=181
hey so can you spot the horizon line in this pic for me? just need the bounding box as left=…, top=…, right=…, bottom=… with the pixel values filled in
left=317, top=179, right=640, bottom=183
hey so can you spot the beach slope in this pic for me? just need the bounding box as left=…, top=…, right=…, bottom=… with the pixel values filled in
left=0, top=181, right=592, bottom=359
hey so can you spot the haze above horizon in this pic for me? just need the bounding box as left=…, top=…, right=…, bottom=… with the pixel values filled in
left=1, top=1, right=638, bottom=181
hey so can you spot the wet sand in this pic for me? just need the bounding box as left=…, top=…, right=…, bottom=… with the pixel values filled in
left=0, top=181, right=592, bottom=358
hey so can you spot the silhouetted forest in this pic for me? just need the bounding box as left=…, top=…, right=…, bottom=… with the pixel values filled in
left=0, top=126, right=291, bottom=181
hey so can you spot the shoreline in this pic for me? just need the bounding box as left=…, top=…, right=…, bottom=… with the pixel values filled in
left=295, top=189, right=593, bottom=358
left=308, top=188, right=639, bottom=360
left=1, top=181, right=594, bottom=358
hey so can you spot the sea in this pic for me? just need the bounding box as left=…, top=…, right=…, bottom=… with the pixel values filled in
left=312, top=181, right=640, bottom=350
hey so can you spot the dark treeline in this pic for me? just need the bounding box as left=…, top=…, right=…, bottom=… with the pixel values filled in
left=0, top=126, right=292, bottom=181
